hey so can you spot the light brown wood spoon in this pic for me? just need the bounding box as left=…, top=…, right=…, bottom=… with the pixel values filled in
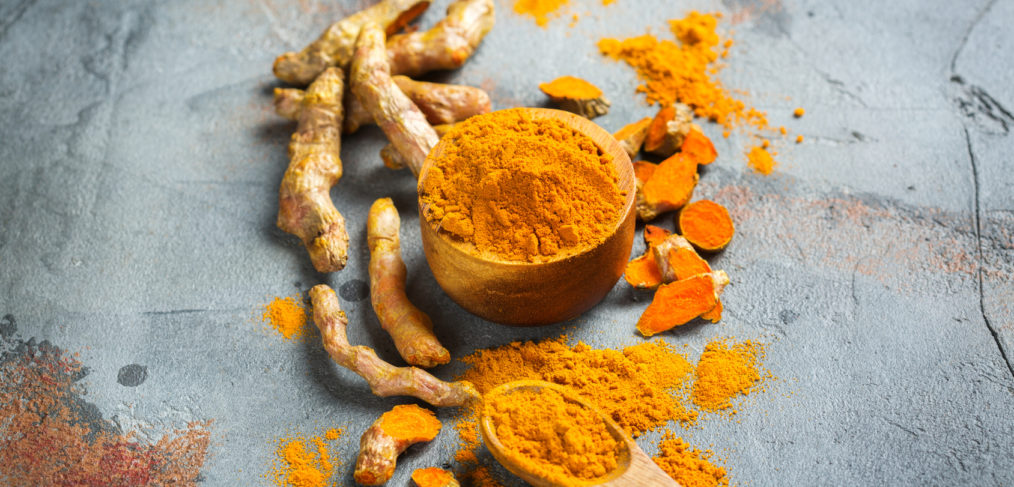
left=479, top=381, right=680, bottom=487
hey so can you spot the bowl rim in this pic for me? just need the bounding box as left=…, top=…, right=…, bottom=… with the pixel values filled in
left=416, top=107, right=636, bottom=267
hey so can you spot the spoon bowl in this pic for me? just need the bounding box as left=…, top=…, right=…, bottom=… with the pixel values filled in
left=417, top=108, right=636, bottom=326
left=480, top=380, right=679, bottom=487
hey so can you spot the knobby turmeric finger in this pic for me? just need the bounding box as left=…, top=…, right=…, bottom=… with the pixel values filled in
left=644, top=103, right=693, bottom=157
left=387, top=0, right=496, bottom=77
left=310, top=284, right=480, bottom=406
left=352, top=22, right=440, bottom=176
left=342, top=77, right=492, bottom=134
left=680, top=127, right=717, bottom=165
left=273, top=0, right=431, bottom=85
left=637, top=153, right=699, bottom=221
left=539, top=76, right=611, bottom=119
left=636, top=271, right=729, bottom=336
left=276, top=68, right=349, bottom=273
left=613, top=117, right=651, bottom=158
left=355, top=405, right=442, bottom=485
left=380, top=123, right=456, bottom=170
left=412, top=467, right=460, bottom=487
left=678, top=199, right=734, bottom=252
left=369, top=198, right=450, bottom=368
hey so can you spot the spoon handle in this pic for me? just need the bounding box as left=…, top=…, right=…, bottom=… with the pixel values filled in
left=601, top=444, right=680, bottom=487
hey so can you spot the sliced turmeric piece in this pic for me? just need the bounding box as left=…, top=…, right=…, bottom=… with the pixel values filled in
left=539, top=76, right=611, bottom=119
left=412, top=467, right=460, bottom=487
left=624, top=252, right=664, bottom=289
left=643, top=224, right=671, bottom=246
left=637, top=153, right=699, bottom=221
left=636, top=271, right=729, bottom=337
left=613, top=117, right=651, bottom=158
left=644, top=103, right=693, bottom=157
left=699, top=298, right=723, bottom=323
left=680, top=127, right=717, bottom=165
left=678, top=200, right=734, bottom=252
left=633, top=160, right=657, bottom=184
left=355, top=404, right=442, bottom=485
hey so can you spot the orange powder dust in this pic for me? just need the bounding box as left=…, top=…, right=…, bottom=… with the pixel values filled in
left=692, top=339, right=764, bottom=412
left=262, top=295, right=308, bottom=340
left=513, top=0, right=569, bottom=27
left=324, top=428, right=343, bottom=441
left=652, top=430, right=729, bottom=487
left=598, top=12, right=768, bottom=131
left=418, top=108, right=624, bottom=263
left=269, top=429, right=344, bottom=487
left=746, top=146, right=776, bottom=175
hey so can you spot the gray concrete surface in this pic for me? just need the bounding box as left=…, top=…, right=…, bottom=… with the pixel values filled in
left=1, top=0, right=1013, bottom=485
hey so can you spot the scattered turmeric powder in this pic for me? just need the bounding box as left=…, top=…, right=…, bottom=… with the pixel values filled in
left=796, top=134, right=804, bottom=143
left=746, top=145, right=776, bottom=175
left=793, top=107, right=805, bottom=117
left=419, top=108, right=624, bottom=262
left=613, top=117, right=652, bottom=158
left=368, top=198, right=450, bottom=368
left=269, top=428, right=344, bottom=487
left=678, top=200, right=735, bottom=252
left=539, top=75, right=611, bottom=119
left=513, top=0, right=569, bottom=27
left=262, top=295, right=308, bottom=340
left=355, top=404, right=443, bottom=485
left=483, top=384, right=622, bottom=484
left=692, top=339, right=764, bottom=412
left=412, top=467, right=460, bottom=487
left=652, top=430, right=729, bottom=487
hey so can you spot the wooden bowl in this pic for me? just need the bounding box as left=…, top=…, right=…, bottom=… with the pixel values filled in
left=417, top=108, right=636, bottom=326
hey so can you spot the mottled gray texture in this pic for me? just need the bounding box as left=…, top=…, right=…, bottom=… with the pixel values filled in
left=0, top=0, right=1012, bottom=485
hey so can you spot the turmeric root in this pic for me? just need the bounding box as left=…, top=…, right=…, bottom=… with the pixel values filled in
left=623, top=252, right=663, bottom=289
left=352, top=22, right=440, bottom=176
left=386, top=0, right=496, bottom=77
left=380, top=123, right=455, bottom=170
left=369, top=198, right=450, bottom=368
left=539, top=76, right=610, bottom=119
left=354, top=404, right=442, bottom=485
left=643, top=224, right=671, bottom=246
left=636, top=271, right=729, bottom=336
left=277, top=68, right=349, bottom=273
left=644, top=103, right=693, bottom=157
left=412, top=468, right=460, bottom=487
left=637, top=153, right=699, bottom=221
left=273, top=0, right=431, bottom=85
left=613, top=117, right=651, bottom=159
left=678, top=200, right=735, bottom=252
left=310, top=284, right=480, bottom=406
left=652, top=233, right=711, bottom=282
left=276, top=78, right=490, bottom=134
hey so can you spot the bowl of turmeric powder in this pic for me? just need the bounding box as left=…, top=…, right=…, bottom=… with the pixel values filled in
left=417, top=108, right=636, bottom=325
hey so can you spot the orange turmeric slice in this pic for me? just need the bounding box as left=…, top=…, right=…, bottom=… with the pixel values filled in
left=644, top=103, right=693, bottom=157
left=699, top=298, right=723, bottom=323
left=643, top=224, right=671, bottom=246
left=613, top=117, right=652, bottom=158
left=636, top=271, right=728, bottom=336
left=539, top=76, right=611, bottom=119
left=624, top=252, right=664, bottom=289
left=680, top=127, right=717, bottom=165
left=678, top=200, right=734, bottom=252
left=637, top=153, right=699, bottom=221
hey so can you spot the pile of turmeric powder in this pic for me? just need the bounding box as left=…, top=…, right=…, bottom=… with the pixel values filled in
left=452, top=335, right=767, bottom=485
left=653, top=430, right=729, bottom=487
left=262, top=295, right=309, bottom=340
left=419, top=108, right=625, bottom=262
left=268, top=428, right=345, bottom=487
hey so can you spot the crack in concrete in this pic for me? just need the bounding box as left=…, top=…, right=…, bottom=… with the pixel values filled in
left=963, top=126, right=1014, bottom=379
left=0, top=0, right=37, bottom=41
left=949, top=0, right=999, bottom=73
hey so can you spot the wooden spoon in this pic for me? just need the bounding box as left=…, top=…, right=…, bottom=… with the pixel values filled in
left=417, top=108, right=637, bottom=326
left=480, top=380, right=680, bottom=487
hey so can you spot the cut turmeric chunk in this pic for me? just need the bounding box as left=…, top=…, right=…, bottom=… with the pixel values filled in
left=539, top=76, right=610, bottom=119
left=633, top=160, right=657, bottom=185
left=678, top=200, right=734, bottom=252
left=700, top=298, right=723, bottom=323
left=637, top=273, right=721, bottom=336
left=614, top=117, right=652, bottom=158
left=643, top=224, right=671, bottom=246
left=624, top=252, right=664, bottom=289
left=644, top=103, right=693, bottom=157
left=680, top=127, right=717, bottom=165
left=637, top=153, right=699, bottom=221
